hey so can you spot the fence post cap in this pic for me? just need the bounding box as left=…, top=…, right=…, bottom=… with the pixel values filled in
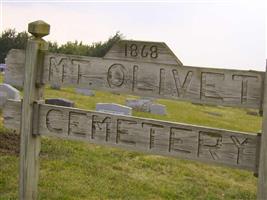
left=28, top=20, right=50, bottom=38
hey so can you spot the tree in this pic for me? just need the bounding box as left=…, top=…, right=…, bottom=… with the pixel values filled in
left=87, top=32, right=122, bottom=57
left=0, top=29, right=122, bottom=63
left=49, top=31, right=123, bottom=57
left=0, top=29, right=29, bottom=63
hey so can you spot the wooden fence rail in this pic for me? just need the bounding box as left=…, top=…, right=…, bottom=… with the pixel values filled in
left=6, top=49, right=264, bottom=109
left=4, top=99, right=260, bottom=172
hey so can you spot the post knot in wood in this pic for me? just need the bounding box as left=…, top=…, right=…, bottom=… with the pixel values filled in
left=28, top=20, right=50, bottom=38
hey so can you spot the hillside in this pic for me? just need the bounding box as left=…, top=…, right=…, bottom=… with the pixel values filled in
left=0, top=74, right=261, bottom=200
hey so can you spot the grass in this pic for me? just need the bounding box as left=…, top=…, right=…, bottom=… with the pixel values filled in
left=0, top=73, right=262, bottom=199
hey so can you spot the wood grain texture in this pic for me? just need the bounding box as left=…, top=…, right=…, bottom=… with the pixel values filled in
left=6, top=48, right=264, bottom=109
left=4, top=100, right=259, bottom=172
left=257, top=61, right=267, bottom=199
left=19, top=40, right=45, bottom=200
left=104, top=40, right=183, bottom=65
left=18, top=20, right=49, bottom=200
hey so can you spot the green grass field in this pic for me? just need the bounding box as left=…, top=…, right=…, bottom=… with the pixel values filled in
left=0, top=73, right=262, bottom=199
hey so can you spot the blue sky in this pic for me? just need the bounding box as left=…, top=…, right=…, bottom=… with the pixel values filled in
left=1, top=0, right=266, bottom=70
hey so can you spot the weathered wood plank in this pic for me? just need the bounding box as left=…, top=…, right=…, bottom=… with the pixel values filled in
left=18, top=20, right=50, bottom=200
left=104, top=40, right=183, bottom=65
left=5, top=49, right=264, bottom=109
left=257, top=60, right=267, bottom=199
left=4, top=100, right=259, bottom=172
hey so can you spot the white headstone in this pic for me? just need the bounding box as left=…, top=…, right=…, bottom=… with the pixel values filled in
left=125, top=98, right=152, bottom=112
left=96, top=103, right=132, bottom=116
left=76, top=88, right=95, bottom=96
left=150, top=104, right=166, bottom=115
left=0, top=83, right=20, bottom=107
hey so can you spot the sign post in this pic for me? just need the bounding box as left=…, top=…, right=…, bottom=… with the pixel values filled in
left=19, top=20, right=49, bottom=200
left=257, top=60, right=267, bottom=199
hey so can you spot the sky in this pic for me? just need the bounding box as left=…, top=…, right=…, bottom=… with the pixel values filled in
left=0, top=0, right=266, bottom=71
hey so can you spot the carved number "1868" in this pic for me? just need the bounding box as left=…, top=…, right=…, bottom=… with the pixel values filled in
left=125, top=43, right=158, bottom=59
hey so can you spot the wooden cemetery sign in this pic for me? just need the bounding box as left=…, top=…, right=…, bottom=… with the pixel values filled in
left=6, top=45, right=264, bottom=109
left=4, top=99, right=260, bottom=171
left=3, top=20, right=267, bottom=200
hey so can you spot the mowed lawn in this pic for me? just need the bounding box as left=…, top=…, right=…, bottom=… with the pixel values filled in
left=0, top=73, right=262, bottom=199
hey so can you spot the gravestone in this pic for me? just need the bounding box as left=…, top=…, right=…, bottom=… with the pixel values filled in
left=111, top=91, right=120, bottom=95
left=125, top=98, right=152, bottom=112
left=0, top=64, right=6, bottom=72
left=204, top=111, right=223, bottom=117
left=247, top=110, right=259, bottom=116
left=76, top=88, right=95, bottom=96
left=96, top=103, right=132, bottom=115
left=0, top=83, right=20, bottom=107
left=45, top=98, right=74, bottom=107
left=50, top=83, right=61, bottom=90
left=141, top=96, right=156, bottom=101
left=150, top=104, right=166, bottom=115
left=191, top=102, right=204, bottom=106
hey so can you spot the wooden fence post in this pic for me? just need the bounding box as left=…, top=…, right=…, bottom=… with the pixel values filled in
left=258, top=60, right=267, bottom=200
left=19, top=20, right=49, bottom=200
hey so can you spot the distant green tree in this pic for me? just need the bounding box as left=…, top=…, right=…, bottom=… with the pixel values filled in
left=87, top=32, right=122, bottom=57
left=0, top=29, right=29, bottom=63
left=0, top=29, right=122, bottom=63
left=47, top=41, right=59, bottom=53
left=56, top=40, right=89, bottom=55
left=49, top=31, right=122, bottom=57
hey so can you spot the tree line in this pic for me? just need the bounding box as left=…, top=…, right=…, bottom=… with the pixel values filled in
left=0, top=29, right=122, bottom=63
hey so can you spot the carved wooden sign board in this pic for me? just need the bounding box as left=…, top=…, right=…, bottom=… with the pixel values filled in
left=3, top=21, right=267, bottom=200
left=6, top=42, right=263, bottom=109
left=4, top=100, right=259, bottom=171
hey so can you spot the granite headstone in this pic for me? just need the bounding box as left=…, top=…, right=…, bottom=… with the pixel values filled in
left=0, top=83, right=20, bottom=108
left=96, top=103, right=132, bottom=116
